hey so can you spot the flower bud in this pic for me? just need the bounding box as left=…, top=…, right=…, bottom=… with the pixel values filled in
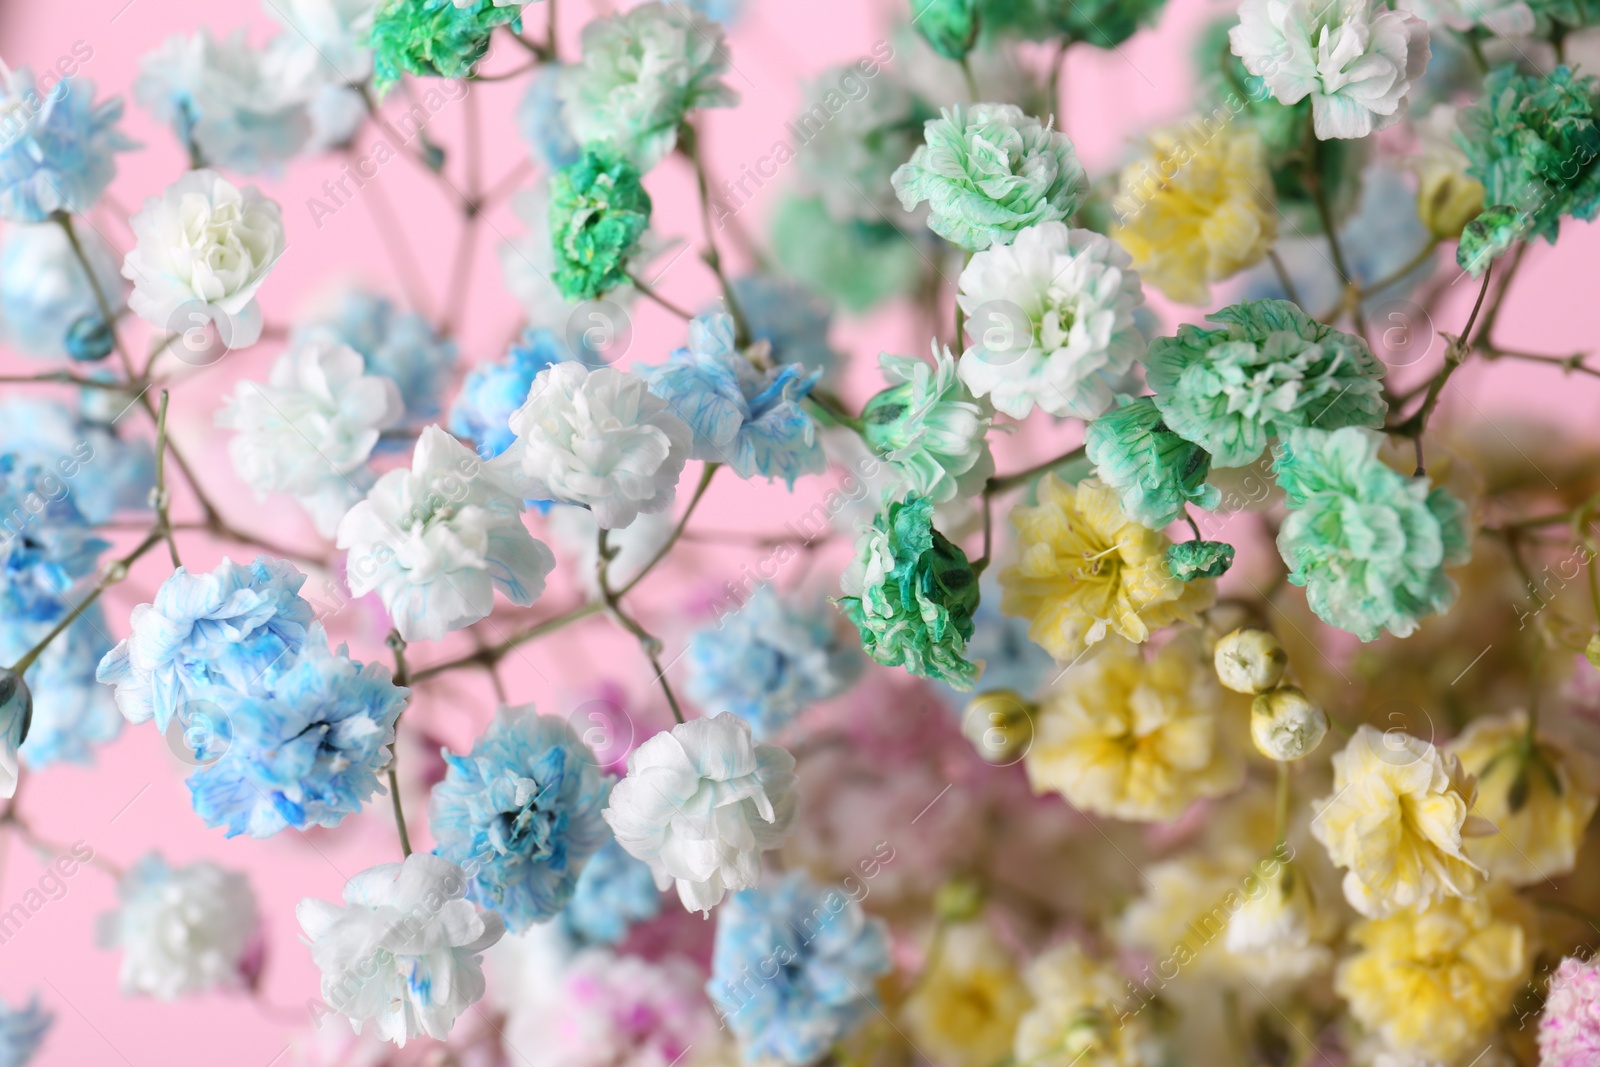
left=1214, top=627, right=1287, bottom=694
left=1251, top=686, right=1328, bottom=761
left=913, top=0, right=980, bottom=61
left=1417, top=168, right=1485, bottom=241
left=961, top=689, right=1035, bottom=764
left=934, top=877, right=984, bottom=922
left=0, top=667, right=32, bottom=798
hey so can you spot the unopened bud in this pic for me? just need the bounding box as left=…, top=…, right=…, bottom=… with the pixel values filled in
left=1214, top=627, right=1287, bottom=694
left=960, top=689, right=1034, bottom=764
left=1251, top=686, right=1328, bottom=761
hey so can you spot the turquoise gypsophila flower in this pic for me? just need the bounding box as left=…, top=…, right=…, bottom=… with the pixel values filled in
left=367, top=0, right=522, bottom=92
left=558, top=836, right=662, bottom=946
left=891, top=103, right=1086, bottom=252
left=639, top=313, right=826, bottom=487
left=296, top=291, right=457, bottom=431
left=550, top=150, right=652, bottom=302
left=0, top=994, right=51, bottom=1067
left=430, top=707, right=612, bottom=933
left=686, top=586, right=863, bottom=739
left=0, top=69, right=132, bottom=223
left=770, top=197, right=926, bottom=312
left=186, top=627, right=407, bottom=838
left=1273, top=426, right=1470, bottom=641
left=707, top=872, right=892, bottom=1066
left=1146, top=299, right=1387, bottom=468
left=0, top=455, right=108, bottom=625
left=1085, top=396, right=1220, bottom=530
left=862, top=344, right=994, bottom=505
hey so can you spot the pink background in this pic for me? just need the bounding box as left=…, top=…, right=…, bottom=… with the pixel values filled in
left=0, top=0, right=1593, bottom=1064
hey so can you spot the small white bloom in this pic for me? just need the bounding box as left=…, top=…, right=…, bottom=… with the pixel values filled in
left=219, top=337, right=403, bottom=537
left=123, top=169, right=285, bottom=348
left=97, top=853, right=259, bottom=1000
left=338, top=425, right=556, bottom=643
left=603, top=713, right=797, bottom=912
left=1229, top=0, right=1431, bottom=140
left=297, top=853, right=505, bottom=1047
left=493, top=363, right=693, bottom=530
left=1412, top=0, right=1534, bottom=35
left=956, top=222, right=1146, bottom=420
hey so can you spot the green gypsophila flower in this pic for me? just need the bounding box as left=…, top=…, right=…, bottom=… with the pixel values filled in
left=891, top=103, right=1086, bottom=252
left=1145, top=299, right=1387, bottom=469
left=771, top=197, right=925, bottom=312
left=549, top=150, right=652, bottom=302
left=1273, top=426, right=1470, bottom=642
left=1167, top=540, right=1234, bottom=581
left=862, top=345, right=994, bottom=505
left=1085, top=397, right=1220, bottom=530
left=1455, top=64, right=1600, bottom=274
left=836, top=494, right=981, bottom=689
left=986, top=0, right=1167, bottom=48
left=368, top=0, right=522, bottom=93
left=912, top=0, right=980, bottom=59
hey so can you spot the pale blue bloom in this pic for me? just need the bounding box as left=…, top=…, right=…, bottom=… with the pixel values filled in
left=449, top=329, right=573, bottom=460
left=96, top=557, right=315, bottom=732
left=558, top=837, right=661, bottom=945
left=936, top=576, right=1054, bottom=709
left=187, top=628, right=407, bottom=838
left=688, top=0, right=745, bottom=23
left=708, top=872, right=892, bottom=1065
left=0, top=397, right=154, bottom=525
left=0, top=455, right=108, bottom=625
left=0, top=70, right=132, bottom=223
left=639, top=313, right=825, bottom=487
left=0, top=995, right=51, bottom=1067
left=7, top=604, right=121, bottom=769
left=729, top=275, right=840, bottom=382
left=518, top=67, right=582, bottom=172
left=0, top=222, right=126, bottom=361
left=686, top=586, right=861, bottom=738
left=297, top=291, right=457, bottom=431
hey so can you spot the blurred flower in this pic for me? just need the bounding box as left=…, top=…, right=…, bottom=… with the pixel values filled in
left=1540, top=955, right=1600, bottom=1067
left=707, top=871, right=892, bottom=1065
left=1311, top=725, right=1486, bottom=918
left=558, top=2, right=737, bottom=170
left=0, top=994, right=51, bottom=1067
left=1414, top=0, right=1535, bottom=34
left=1013, top=942, right=1161, bottom=1067
left=0, top=454, right=107, bottom=624
left=792, top=63, right=928, bottom=226
left=97, top=853, right=259, bottom=1000
left=892, top=103, right=1086, bottom=251
left=430, top=708, right=612, bottom=933
left=1085, top=397, right=1218, bottom=530
left=220, top=338, right=402, bottom=537
left=450, top=329, right=575, bottom=460
left=999, top=475, right=1212, bottom=663
left=729, top=274, right=840, bottom=381
left=902, top=923, right=1029, bottom=1067
left=0, top=397, right=154, bottom=524
left=298, top=853, right=504, bottom=1045
left=604, top=713, right=796, bottom=912
left=338, top=425, right=555, bottom=642
left=268, top=0, right=378, bottom=86
left=914, top=0, right=980, bottom=59
left=519, top=66, right=582, bottom=171
left=296, top=291, right=457, bottom=430
left=0, top=69, right=131, bottom=222
left=123, top=169, right=285, bottom=349
left=368, top=0, right=519, bottom=91
left=987, top=0, right=1167, bottom=48
left=769, top=196, right=926, bottom=312
left=9, top=604, right=121, bottom=771
left=1410, top=104, right=1484, bottom=240
left=558, top=837, right=661, bottom=946
left=549, top=150, right=653, bottom=302
left=0, top=670, right=29, bottom=801
left=862, top=344, right=993, bottom=504
left=0, top=222, right=126, bottom=361
left=943, top=575, right=1055, bottom=706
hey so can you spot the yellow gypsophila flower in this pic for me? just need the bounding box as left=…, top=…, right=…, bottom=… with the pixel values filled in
left=1109, top=122, right=1277, bottom=305
left=1000, top=476, right=1213, bottom=663
left=1311, top=725, right=1487, bottom=918
left=902, top=923, right=1030, bottom=1067
left=1014, top=942, right=1161, bottom=1067
left=1336, top=891, right=1534, bottom=1064
left=1449, top=709, right=1600, bottom=886
left=1026, top=636, right=1243, bottom=822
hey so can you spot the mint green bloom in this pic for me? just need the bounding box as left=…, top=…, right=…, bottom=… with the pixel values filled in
left=770, top=197, right=924, bottom=312
left=1167, top=540, right=1234, bottom=581
left=367, top=0, right=522, bottom=93
left=1273, top=427, right=1470, bottom=642
left=1085, top=397, right=1219, bottom=530
left=1457, top=204, right=1524, bottom=276
left=836, top=495, right=980, bottom=689
left=912, top=0, right=980, bottom=59
left=549, top=151, right=651, bottom=302
left=1146, top=299, right=1387, bottom=469
left=891, top=104, right=1085, bottom=252
left=862, top=345, right=993, bottom=505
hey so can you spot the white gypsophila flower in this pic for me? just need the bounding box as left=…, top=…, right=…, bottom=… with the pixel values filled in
left=271, top=0, right=379, bottom=82
left=298, top=853, right=504, bottom=1047
left=955, top=222, right=1146, bottom=420
left=792, top=63, right=926, bottom=226
left=546, top=503, right=675, bottom=599
left=558, top=2, right=738, bottom=171
left=603, top=713, right=797, bottom=913
left=1229, top=0, right=1431, bottom=140
left=97, top=853, right=259, bottom=1001
left=492, top=363, right=693, bottom=530
left=337, top=425, right=556, bottom=643
left=1412, top=0, right=1534, bottom=35
left=218, top=337, right=403, bottom=537
left=122, top=168, right=285, bottom=348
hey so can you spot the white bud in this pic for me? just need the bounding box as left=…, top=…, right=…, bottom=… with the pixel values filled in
left=1215, top=627, right=1288, bottom=694
left=1251, top=686, right=1328, bottom=761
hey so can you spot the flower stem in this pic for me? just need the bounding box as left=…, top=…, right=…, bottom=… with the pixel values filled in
left=681, top=125, right=752, bottom=347
left=154, top=391, right=181, bottom=569
left=985, top=445, right=1087, bottom=496
left=619, top=463, right=720, bottom=597
left=598, top=530, right=687, bottom=725
left=387, top=630, right=413, bottom=859
left=11, top=529, right=165, bottom=676
left=1274, top=761, right=1291, bottom=850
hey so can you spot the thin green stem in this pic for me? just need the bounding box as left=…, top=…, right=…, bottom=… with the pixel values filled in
left=1359, top=240, right=1439, bottom=298
left=53, top=211, right=136, bottom=380
left=985, top=445, right=1087, bottom=496
left=598, top=530, right=687, bottom=724
left=1274, top=761, right=1291, bottom=849
left=410, top=602, right=604, bottom=682
left=154, top=391, right=181, bottom=569
left=681, top=126, right=751, bottom=347
left=958, top=56, right=980, bottom=100
left=387, top=630, right=413, bottom=859
left=625, top=271, right=697, bottom=321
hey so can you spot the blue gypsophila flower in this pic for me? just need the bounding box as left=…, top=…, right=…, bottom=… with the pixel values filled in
left=430, top=707, right=612, bottom=933
left=936, top=576, right=1055, bottom=710
left=297, top=290, right=457, bottom=431
left=0, top=222, right=126, bottom=362
left=0, top=994, right=51, bottom=1067
left=187, top=628, right=407, bottom=838
left=449, top=329, right=575, bottom=460
left=5, top=603, right=121, bottom=769
left=708, top=872, right=892, bottom=1065
left=96, top=557, right=315, bottom=732
left=558, top=836, right=662, bottom=946
left=639, top=313, right=826, bottom=487
left=0, top=397, right=154, bottom=525
left=686, top=586, right=862, bottom=739
left=0, top=454, right=108, bottom=624
left=0, top=69, right=132, bottom=223
left=518, top=66, right=582, bottom=172
left=729, top=274, right=840, bottom=382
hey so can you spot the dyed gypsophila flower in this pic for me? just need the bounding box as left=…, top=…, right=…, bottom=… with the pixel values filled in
left=518, top=66, right=582, bottom=172
left=367, top=0, right=521, bottom=92
left=986, top=0, right=1167, bottom=48
left=837, top=494, right=981, bottom=689
left=0, top=994, right=51, bottom=1067
left=0, top=454, right=108, bottom=625
left=639, top=313, right=826, bottom=487
left=96, top=556, right=315, bottom=733
left=267, top=0, right=379, bottom=150
left=296, top=291, right=458, bottom=430
left=892, top=103, right=1086, bottom=252
left=0, top=397, right=153, bottom=525
left=1146, top=299, right=1387, bottom=468
left=558, top=2, right=737, bottom=170
left=862, top=344, right=994, bottom=505
left=0, top=222, right=126, bottom=362
left=492, top=363, right=692, bottom=530
left=549, top=150, right=653, bottom=302
left=7, top=603, right=121, bottom=772
left=339, top=425, right=556, bottom=643
left=450, top=328, right=576, bottom=460
left=123, top=169, right=285, bottom=349
left=1413, top=0, right=1535, bottom=34
left=187, top=627, right=407, bottom=838
left=1540, top=955, right=1600, bottom=1067
left=707, top=872, right=892, bottom=1066
left=0, top=67, right=132, bottom=223
left=558, top=838, right=662, bottom=946
left=430, top=707, right=612, bottom=933
left=603, top=713, right=796, bottom=912
left=298, top=853, right=504, bottom=1046
left=97, top=853, right=259, bottom=1000
left=792, top=63, right=929, bottom=226
left=729, top=274, right=841, bottom=381
left=1229, top=0, right=1430, bottom=140
left=1086, top=397, right=1219, bottom=530
left=219, top=337, right=403, bottom=538
left=1274, top=426, right=1469, bottom=641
